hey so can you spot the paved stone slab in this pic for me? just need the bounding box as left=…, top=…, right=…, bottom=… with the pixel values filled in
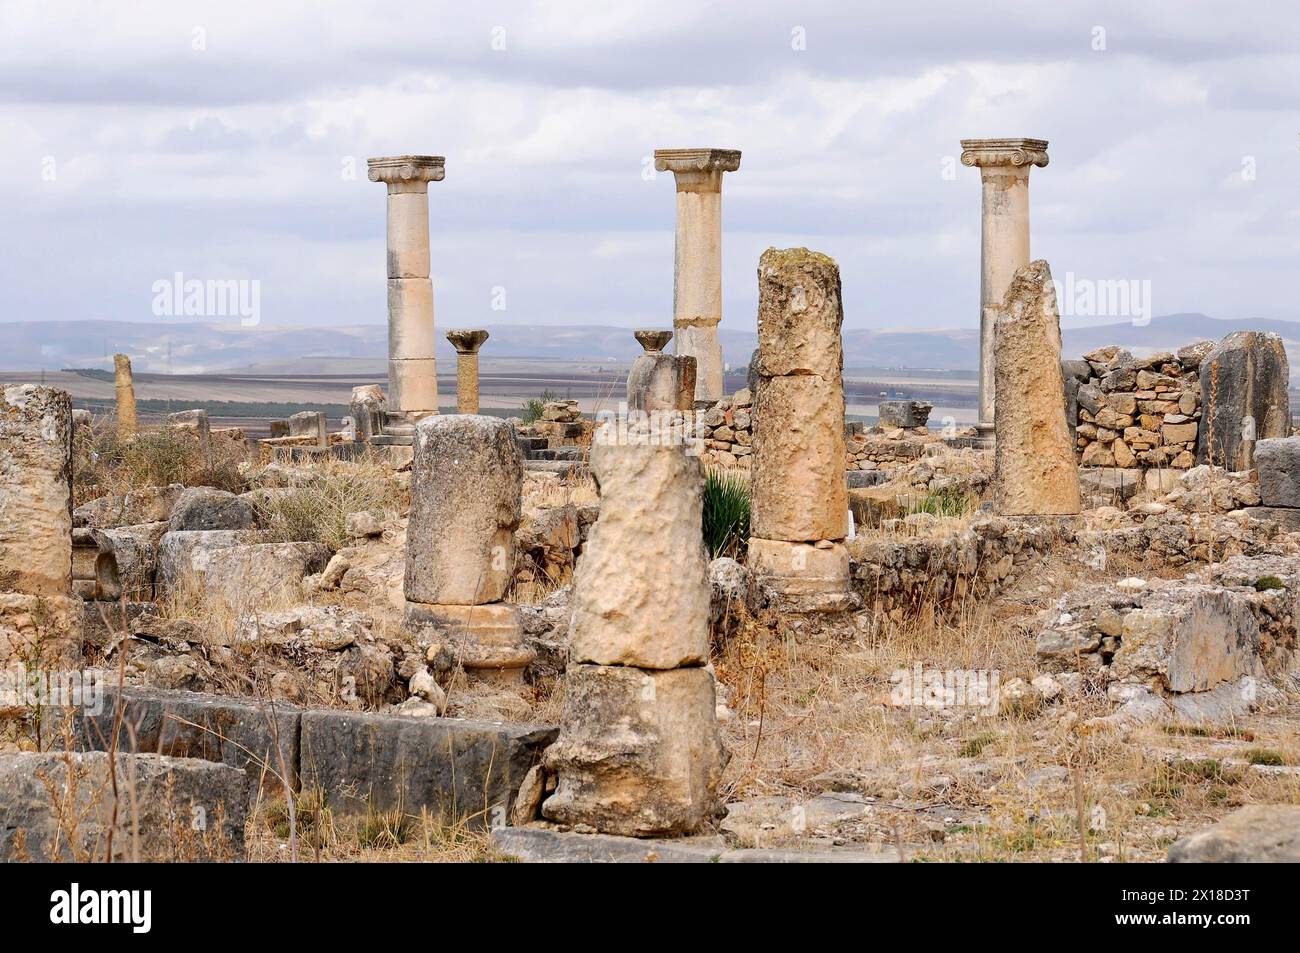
left=491, top=826, right=724, bottom=863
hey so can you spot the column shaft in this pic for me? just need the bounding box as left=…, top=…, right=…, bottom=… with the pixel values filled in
left=978, top=168, right=1032, bottom=426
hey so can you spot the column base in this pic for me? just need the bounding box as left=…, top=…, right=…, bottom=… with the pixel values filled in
left=747, top=537, right=858, bottom=614
left=404, top=601, right=534, bottom=681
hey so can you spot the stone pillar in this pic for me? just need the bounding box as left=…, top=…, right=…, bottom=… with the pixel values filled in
left=540, top=432, right=727, bottom=837
left=960, top=138, right=1049, bottom=442
left=748, top=248, right=854, bottom=612
left=654, top=148, right=741, bottom=406
left=402, top=415, right=531, bottom=682
left=446, top=329, right=489, bottom=414
left=627, top=330, right=696, bottom=414
left=992, top=260, right=1081, bottom=515
left=0, top=385, right=80, bottom=667
left=368, top=155, right=445, bottom=414
left=1197, top=331, right=1290, bottom=471
left=113, top=353, right=138, bottom=437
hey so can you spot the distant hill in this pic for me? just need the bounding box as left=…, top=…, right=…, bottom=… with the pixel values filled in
left=3, top=314, right=1299, bottom=377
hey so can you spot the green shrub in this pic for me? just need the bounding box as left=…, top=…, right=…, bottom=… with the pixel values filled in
left=522, top=389, right=560, bottom=424
left=1254, top=575, right=1285, bottom=592
left=702, top=470, right=751, bottom=559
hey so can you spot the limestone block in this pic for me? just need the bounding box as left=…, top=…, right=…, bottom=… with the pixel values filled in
left=569, top=442, right=709, bottom=669
left=878, top=400, right=933, bottom=429
left=0, top=752, right=247, bottom=862
left=541, top=664, right=727, bottom=837
left=747, top=537, right=852, bottom=611
left=405, top=415, right=522, bottom=605
left=1168, top=805, right=1300, bottom=863
left=626, top=353, right=697, bottom=414
left=204, top=542, right=331, bottom=609
left=385, top=189, right=431, bottom=278
left=0, top=385, right=72, bottom=598
left=1197, top=330, right=1289, bottom=469
left=0, top=591, right=81, bottom=668
left=156, top=530, right=251, bottom=595
left=388, top=357, right=439, bottom=414
left=991, top=261, right=1081, bottom=516
left=751, top=374, right=848, bottom=541
left=167, top=486, right=255, bottom=533
left=754, top=247, right=844, bottom=381
left=405, top=601, right=533, bottom=673
left=1110, top=587, right=1261, bottom=693
left=1253, top=436, right=1300, bottom=508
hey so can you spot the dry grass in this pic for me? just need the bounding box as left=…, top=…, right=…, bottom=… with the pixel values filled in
left=73, top=418, right=244, bottom=505
left=252, top=455, right=406, bottom=549
left=709, top=548, right=1300, bottom=862
left=246, top=791, right=505, bottom=862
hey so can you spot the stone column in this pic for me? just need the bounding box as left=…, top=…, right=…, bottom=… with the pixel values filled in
left=992, top=260, right=1081, bottom=515
left=960, top=138, right=1049, bottom=442
left=0, top=385, right=81, bottom=667
left=446, top=329, right=489, bottom=414
left=403, top=415, right=532, bottom=682
left=654, top=148, right=741, bottom=406
left=113, top=353, right=138, bottom=437
left=540, top=431, right=727, bottom=837
left=626, top=330, right=696, bottom=414
left=748, top=248, right=855, bottom=613
left=368, top=155, right=445, bottom=414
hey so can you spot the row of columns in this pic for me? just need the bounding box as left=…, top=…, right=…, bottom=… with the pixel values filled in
left=369, top=138, right=1045, bottom=428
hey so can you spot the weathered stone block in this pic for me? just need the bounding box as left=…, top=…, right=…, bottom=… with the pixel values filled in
left=754, top=247, right=843, bottom=381
left=992, top=261, right=1080, bottom=516
left=541, top=664, right=727, bottom=837
left=1197, top=330, right=1289, bottom=470
left=405, top=415, right=522, bottom=605
left=569, top=442, right=709, bottom=669
left=0, top=385, right=71, bottom=599
left=72, top=687, right=300, bottom=808
left=299, top=709, right=555, bottom=826
left=751, top=374, right=848, bottom=541
left=167, top=486, right=255, bottom=533
left=0, top=751, right=246, bottom=861
left=877, top=399, right=933, bottom=429
left=1167, top=805, right=1300, bottom=863
left=1253, top=436, right=1300, bottom=508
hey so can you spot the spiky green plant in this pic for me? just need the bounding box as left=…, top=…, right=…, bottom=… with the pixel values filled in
left=522, top=389, right=560, bottom=424
left=702, top=469, right=751, bottom=559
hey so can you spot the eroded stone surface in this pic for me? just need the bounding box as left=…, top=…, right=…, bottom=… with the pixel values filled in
left=569, top=442, right=709, bottom=668
left=541, top=664, right=727, bottom=837
left=0, top=385, right=72, bottom=600
left=404, top=415, right=522, bottom=605
left=992, top=261, right=1081, bottom=516
left=1197, top=330, right=1289, bottom=470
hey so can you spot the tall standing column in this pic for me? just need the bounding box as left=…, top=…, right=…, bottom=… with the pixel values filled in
left=748, top=248, right=855, bottom=614
left=654, top=148, right=741, bottom=406
left=0, top=385, right=81, bottom=668
left=445, top=329, right=488, bottom=414
left=113, top=353, right=138, bottom=437
left=960, top=138, right=1049, bottom=442
left=368, top=155, right=445, bottom=414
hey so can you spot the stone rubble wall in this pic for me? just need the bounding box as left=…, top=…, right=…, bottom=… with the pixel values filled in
left=1069, top=343, right=1208, bottom=473
left=696, top=387, right=940, bottom=472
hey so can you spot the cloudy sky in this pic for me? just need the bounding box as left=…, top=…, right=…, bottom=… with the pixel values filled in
left=2, top=1, right=1297, bottom=336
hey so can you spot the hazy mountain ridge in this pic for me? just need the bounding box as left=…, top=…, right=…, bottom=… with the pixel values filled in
left=3, top=314, right=1298, bottom=375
